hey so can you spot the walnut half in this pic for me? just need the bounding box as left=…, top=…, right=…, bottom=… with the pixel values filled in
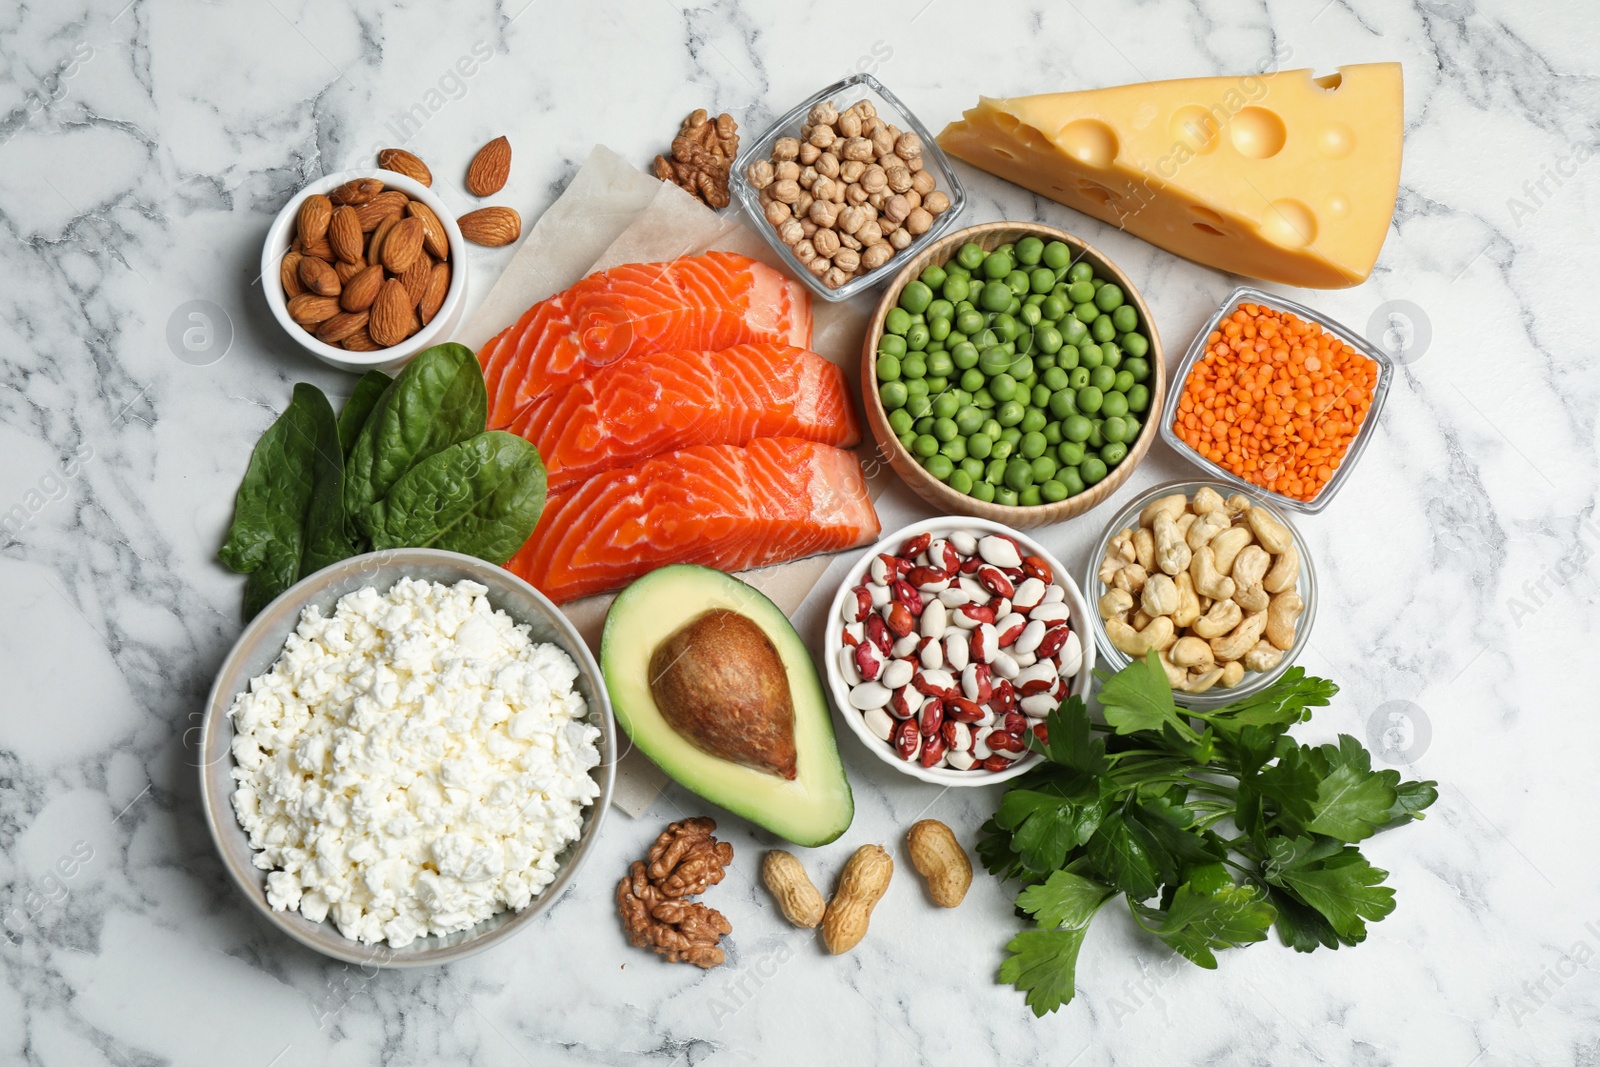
left=652, top=108, right=739, bottom=209
left=617, top=818, right=735, bottom=967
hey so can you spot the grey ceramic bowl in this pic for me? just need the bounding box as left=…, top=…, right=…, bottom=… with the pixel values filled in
left=199, top=549, right=615, bottom=967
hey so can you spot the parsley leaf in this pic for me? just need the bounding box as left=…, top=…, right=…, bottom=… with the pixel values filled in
left=1016, top=868, right=1116, bottom=929
left=1303, top=735, right=1399, bottom=842
left=995, top=773, right=1108, bottom=876
left=1130, top=881, right=1276, bottom=968
left=1095, top=652, right=1198, bottom=741
left=1033, top=696, right=1112, bottom=775
left=1000, top=927, right=1095, bottom=1018
left=1263, top=835, right=1396, bottom=942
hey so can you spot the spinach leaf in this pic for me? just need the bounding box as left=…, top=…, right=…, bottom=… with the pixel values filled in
left=344, top=343, right=487, bottom=536
left=364, top=431, right=545, bottom=564
left=336, top=369, right=393, bottom=459
left=299, top=386, right=356, bottom=575
left=218, top=384, right=330, bottom=617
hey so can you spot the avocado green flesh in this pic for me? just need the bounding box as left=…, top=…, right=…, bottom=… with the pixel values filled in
left=601, top=565, right=854, bottom=847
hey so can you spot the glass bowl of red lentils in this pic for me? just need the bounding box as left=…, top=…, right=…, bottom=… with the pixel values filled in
left=1159, top=286, right=1393, bottom=515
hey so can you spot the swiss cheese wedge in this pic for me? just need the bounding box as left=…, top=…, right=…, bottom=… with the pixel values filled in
left=937, top=64, right=1403, bottom=288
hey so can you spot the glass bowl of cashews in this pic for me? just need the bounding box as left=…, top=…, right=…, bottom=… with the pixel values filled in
left=1083, top=480, right=1316, bottom=710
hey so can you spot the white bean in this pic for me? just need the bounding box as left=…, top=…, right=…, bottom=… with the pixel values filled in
left=972, top=622, right=997, bottom=664
left=1011, top=577, right=1047, bottom=612
left=995, top=613, right=1026, bottom=646
left=1012, top=649, right=1037, bottom=668
left=1041, top=584, right=1065, bottom=604
left=919, top=638, right=943, bottom=670
left=1020, top=693, right=1058, bottom=718
left=1014, top=619, right=1047, bottom=656
left=978, top=535, right=1022, bottom=568
left=848, top=681, right=892, bottom=710
left=958, top=576, right=991, bottom=604
left=838, top=646, right=863, bottom=685
left=881, top=658, right=914, bottom=690
left=946, top=721, right=972, bottom=752
left=844, top=621, right=865, bottom=644
left=892, top=633, right=920, bottom=658
left=961, top=664, right=983, bottom=700
left=1057, top=631, right=1083, bottom=677
left=1015, top=662, right=1057, bottom=689
left=938, top=587, right=973, bottom=608
left=1030, top=603, right=1071, bottom=625
left=869, top=556, right=891, bottom=585
left=971, top=727, right=993, bottom=760
left=946, top=749, right=977, bottom=771
left=944, top=631, right=970, bottom=671
left=993, top=597, right=1012, bottom=620
left=992, top=651, right=1020, bottom=680
left=863, top=706, right=895, bottom=740
left=920, top=600, right=948, bottom=639
left=920, top=668, right=957, bottom=692
left=949, top=530, right=979, bottom=556
left=951, top=609, right=983, bottom=631
left=869, top=583, right=891, bottom=607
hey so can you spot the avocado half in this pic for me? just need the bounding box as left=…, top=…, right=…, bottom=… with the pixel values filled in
left=601, top=565, right=854, bottom=846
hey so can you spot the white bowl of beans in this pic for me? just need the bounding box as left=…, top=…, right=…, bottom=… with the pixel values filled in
left=824, top=517, right=1094, bottom=785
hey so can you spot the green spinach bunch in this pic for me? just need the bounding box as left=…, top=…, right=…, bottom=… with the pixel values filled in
left=218, top=343, right=546, bottom=618
left=982, top=653, right=1438, bottom=1016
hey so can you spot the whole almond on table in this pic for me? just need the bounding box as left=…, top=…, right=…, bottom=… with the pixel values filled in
left=368, top=277, right=418, bottom=347
left=458, top=206, right=521, bottom=246
left=377, top=148, right=432, bottom=187
left=419, top=262, right=450, bottom=325
left=328, top=205, right=364, bottom=264
left=296, top=194, right=332, bottom=243
left=466, top=135, right=511, bottom=196
left=298, top=256, right=341, bottom=297
left=328, top=177, right=383, bottom=205
left=340, top=263, right=385, bottom=313
left=381, top=215, right=425, bottom=274
left=405, top=199, right=450, bottom=260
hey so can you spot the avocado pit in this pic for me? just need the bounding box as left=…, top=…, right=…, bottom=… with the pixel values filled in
left=648, top=609, right=799, bottom=779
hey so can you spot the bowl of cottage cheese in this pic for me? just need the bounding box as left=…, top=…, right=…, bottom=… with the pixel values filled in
left=198, top=548, right=615, bottom=966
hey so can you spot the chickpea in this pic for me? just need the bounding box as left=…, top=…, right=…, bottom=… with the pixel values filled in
left=888, top=226, right=912, bottom=250
left=868, top=190, right=890, bottom=211
left=857, top=219, right=884, bottom=245
left=795, top=190, right=814, bottom=216
left=808, top=124, right=836, bottom=149
left=837, top=111, right=862, bottom=138
left=806, top=255, right=830, bottom=277
left=811, top=175, right=835, bottom=202
left=911, top=169, right=936, bottom=196
left=883, top=194, right=911, bottom=224
left=885, top=166, right=913, bottom=194
left=894, top=131, right=923, bottom=159
left=813, top=227, right=841, bottom=257
left=871, top=127, right=895, bottom=156
left=853, top=99, right=877, bottom=120
left=837, top=205, right=866, bottom=234
left=799, top=218, right=818, bottom=236
left=774, top=160, right=801, bottom=182
left=798, top=141, right=821, bottom=165
left=833, top=247, right=861, bottom=272
left=862, top=242, right=893, bottom=269
left=841, top=137, right=874, bottom=162
left=793, top=238, right=817, bottom=264
left=906, top=153, right=925, bottom=173
left=823, top=265, right=850, bottom=290
left=809, top=198, right=839, bottom=228
left=773, top=137, right=800, bottom=161
left=763, top=199, right=791, bottom=226
left=838, top=231, right=862, bottom=251
left=845, top=183, right=870, bottom=204
left=808, top=101, right=839, bottom=127
left=839, top=159, right=866, bottom=183
left=771, top=179, right=800, bottom=205
left=746, top=160, right=775, bottom=189
left=861, top=165, right=888, bottom=194
left=905, top=207, right=933, bottom=236
left=816, top=152, right=840, bottom=179
left=924, top=190, right=950, bottom=215
left=903, top=188, right=922, bottom=209
left=777, top=218, right=804, bottom=245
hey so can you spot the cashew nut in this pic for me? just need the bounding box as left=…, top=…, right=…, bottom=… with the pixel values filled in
left=1235, top=584, right=1270, bottom=613
left=1132, top=527, right=1156, bottom=573
left=1209, top=526, right=1252, bottom=576
left=1246, top=505, right=1293, bottom=554
left=1191, top=486, right=1227, bottom=514
left=1139, top=493, right=1189, bottom=528
left=1172, top=571, right=1201, bottom=628
left=1183, top=666, right=1225, bottom=694
left=1263, top=543, right=1300, bottom=593
left=1156, top=650, right=1188, bottom=688
left=1224, top=493, right=1251, bottom=517
left=1111, top=563, right=1148, bottom=594
left=1174, top=511, right=1198, bottom=538
left=1209, top=611, right=1268, bottom=662
left=1169, top=635, right=1215, bottom=669
left=1190, top=546, right=1236, bottom=601
left=1153, top=513, right=1192, bottom=577
left=1130, top=609, right=1152, bottom=629
left=1243, top=640, right=1284, bottom=672
left=1098, top=587, right=1135, bottom=620
left=1191, top=597, right=1242, bottom=639
left=1098, top=554, right=1126, bottom=585
left=1231, top=545, right=1271, bottom=590
left=1105, top=615, right=1176, bottom=656
left=1109, top=527, right=1137, bottom=564
left=1266, top=590, right=1305, bottom=651
left=1140, top=573, right=1180, bottom=617
left=1186, top=509, right=1231, bottom=551
left=1220, top=660, right=1245, bottom=688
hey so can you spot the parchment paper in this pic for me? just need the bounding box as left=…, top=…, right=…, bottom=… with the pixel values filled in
left=462, top=145, right=884, bottom=816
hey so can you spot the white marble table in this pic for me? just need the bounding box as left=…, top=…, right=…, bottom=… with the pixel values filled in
left=3, top=0, right=1597, bottom=1063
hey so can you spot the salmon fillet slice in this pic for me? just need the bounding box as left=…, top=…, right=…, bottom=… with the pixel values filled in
left=507, top=344, right=862, bottom=492
left=480, top=251, right=812, bottom=428
left=507, top=437, right=880, bottom=604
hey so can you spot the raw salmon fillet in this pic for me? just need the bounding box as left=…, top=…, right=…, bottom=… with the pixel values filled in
left=507, top=437, right=880, bottom=603
left=507, top=344, right=861, bottom=492
left=480, top=251, right=812, bottom=428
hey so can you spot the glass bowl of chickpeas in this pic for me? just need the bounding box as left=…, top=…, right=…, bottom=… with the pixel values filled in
left=731, top=73, right=967, bottom=302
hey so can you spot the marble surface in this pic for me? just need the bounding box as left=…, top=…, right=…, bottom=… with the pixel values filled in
left=2, top=0, right=1598, bottom=1063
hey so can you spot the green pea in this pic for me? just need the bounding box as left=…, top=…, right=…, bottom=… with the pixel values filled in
left=1005, top=458, right=1035, bottom=491
left=1101, top=415, right=1129, bottom=444
left=888, top=407, right=913, bottom=435
left=968, top=432, right=993, bottom=460
left=877, top=353, right=903, bottom=382
left=1034, top=352, right=1057, bottom=371
left=926, top=351, right=955, bottom=378
left=1121, top=332, right=1150, bottom=359
left=1078, top=343, right=1103, bottom=370
left=1030, top=450, right=1057, bottom=478
left=1087, top=421, right=1104, bottom=448
left=905, top=392, right=932, bottom=418
left=959, top=367, right=986, bottom=392
left=973, top=327, right=1001, bottom=350
left=1043, top=240, right=1071, bottom=270
left=1016, top=236, right=1045, bottom=265
left=1068, top=367, right=1090, bottom=390
left=1100, top=341, right=1121, bottom=368
left=920, top=264, right=948, bottom=291
left=905, top=377, right=928, bottom=398
left=1040, top=478, right=1068, bottom=503
left=1055, top=346, right=1079, bottom=371
left=1122, top=357, right=1149, bottom=383
left=1040, top=295, right=1068, bottom=323
left=1090, top=315, right=1116, bottom=343
left=991, top=438, right=1015, bottom=461
left=914, top=415, right=934, bottom=434
left=1058, top=440, right=1086, bottom=466
left=1094, top=283, right=1123, bottom=312
left=956, top=242, right=986, bottom=270
left=1040, top=367, right=1070, bottom=392
left=992, top=313, right=1020, bottom=341
left=985, top=458, right=1008, bottom=483
left=979, top=346, right=1014, bottom=377
left=945, top=263, right=970, bottom=279
left=1100, top=441, right=1128, bottom=466
left=1067, top=261, right=1094, bottom=284
left=1063, top=414, right=1093, bottom=443
left=924, top=454, right=954, bottom=481
left=972, top=480, right=997, bottom=503
left=982, top=251, right=1014, bottom=279
left=960, top=457, right=984, bottom=480
left=1019, top=486, right=1043, bottom=507
left=1045, top=389, right=1073, bottom=420
left=997, top=400, right=1026, bottom=427
left=1123, top=415, right=1142, bottom=442
left=1072, top=301, right=1099, bottom=324
left=940, top=436, right=968, bottom=462
left=1111, top=305, right=1139, bottom=333
left=1061, top=318, right=1089, bottom=347
left=898, top=281, right=932, bottom=316
left=1101, top=390, right=1129, bottom=419
left=886, top=308, right=912, bottom=335
left=878, top=334, right=906, bottom=358
left=879, top=380, right=908, bottom=410
left=907, top=323, right=931, bottom=351
left=1006, top=298, right=1022, bottom=317
left=952, top=342, right=981, bottom=370
left=1005, top=270, right=1031, bottom=297
left=1032, top=327, right=1064, bottom=358
left=925, top=375, right=948, bottom=393
left=973, top=388, right=996, bottom=410
left=948, top=468, right=974, bottom=495
left=1011, top=354, right=1035, bottom=381
left=975, top=280, right=1008, bottom=313
left=1079, top=456, right=1108, bottom=485
left=1066, top=280, right=1094, bottom=305
left=1020, top=430, right=1047, bottom=459
left=1090, top=277, right=1105, bottom=292
left=1019, top=302, right=1042, bottom=328
left=1032, top=383, right=1053, bottom=409
left=1126, top=383, right=1151, bottom=413
left=1084, top=366, right=1111, bottom=393
left=929, top=317, right=951, bottom=343
left=942, top=275, right=971, bottom=304
left=1029, top=267, right=1056, bottom=295
left=956, top=309, right=985, bottom=335
left=912, top=433, right=939, bottom=458
left=1020, top=408, right=1047, bottom=434
left=931, top=391, right=960, bottom=420
left=902, top=354, right=927, bottom=379
left=991, top=373, right=1018, bottom=402
left=899, top=430, right=917, bottom=452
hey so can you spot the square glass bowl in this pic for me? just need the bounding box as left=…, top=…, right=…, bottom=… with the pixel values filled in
left=1159, top=286, right=1394, bottom=514
left=731, top=73, right=967, bottom=302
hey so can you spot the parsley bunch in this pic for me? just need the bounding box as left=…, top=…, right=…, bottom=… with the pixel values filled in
left=981, top=653, right=1437, bottom=1016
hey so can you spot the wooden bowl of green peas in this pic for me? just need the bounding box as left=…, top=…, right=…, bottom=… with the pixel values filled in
left=861, top=221, right=1166, bottom=528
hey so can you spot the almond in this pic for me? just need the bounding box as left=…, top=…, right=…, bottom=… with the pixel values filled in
left=315, top=309, right=369, bottom=345
left=299, top=256, right=341, bottom=297
left=368, top=215, right=397, bottom=264
left=381, top=216, right=425, bottom=274
left=342, top=328, right=383, bottom=352
left=328, top=177, right=384, bottom=205
left=466, top=136, right=511, bottom=196
left=280, top=251, right=306, bottom=298
left=329, top=205, right=364, bottom=264
left=405, top=199, right=450, bottom=260
left=400, top=255, right=432, bottom=306
left=299, top=236, right=335, bottom=261
left=369, top=278, right=418, bottom=347
left=287, top=292, right=341, bottom=326
left=419, top=262, right=450, bottom=324
left=378, top=149, right=432, bottom=187
left=355, top=197, right=404, bottom=232
left=458, top=206, right=521, bottom=247
left=341, top=264, right=385, bottom=312
left=296, top=195, right=332, bottom=243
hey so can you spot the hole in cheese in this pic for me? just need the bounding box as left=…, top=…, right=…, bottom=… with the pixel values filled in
left=1169, top=105, right=1223, bottom=155
left=1193, top=223, right=1225, bottom=236
left=1057, top=119, right=1119, bottom=167
left=1259, top=198, right=1318, bottom=249
left=1229, top=107, right=1288, bottom=159
left=1078, top=181, right=1116, bottom=207
left=993, top=146, right=1016, bottom=159
left=1313, top=71, right=1344, bottom=90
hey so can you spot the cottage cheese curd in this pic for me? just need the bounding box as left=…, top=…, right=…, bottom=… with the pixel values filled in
left=227, top=577, right=602, bottom=947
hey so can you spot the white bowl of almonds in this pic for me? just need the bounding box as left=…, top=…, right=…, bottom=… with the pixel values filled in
left=262, top=169, right=467, bottom=373
left=732, top=73, right=966, bottom=302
